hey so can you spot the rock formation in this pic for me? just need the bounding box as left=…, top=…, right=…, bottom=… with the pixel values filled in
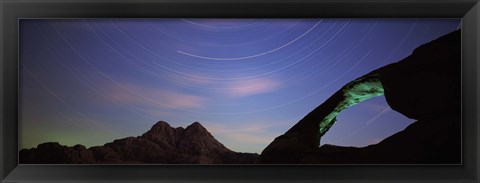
left=260, top=29, right=461, bottom=164
left=19, top=121, right=259, bottom=164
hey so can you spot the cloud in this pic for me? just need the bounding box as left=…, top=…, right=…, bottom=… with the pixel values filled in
left=166, top=72, right=213, bottom=86
left=108, top=83, right=206, bottom=110
left=224, top=78, right=281, bottom=97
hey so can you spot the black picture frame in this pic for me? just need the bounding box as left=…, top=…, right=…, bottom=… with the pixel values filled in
left=1, top=0, right=479, bottom=182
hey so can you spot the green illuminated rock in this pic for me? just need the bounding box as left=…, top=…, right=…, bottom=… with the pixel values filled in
left=260, top=73, right=386, bottom=163
left=319, top=75, right=384, bottom=137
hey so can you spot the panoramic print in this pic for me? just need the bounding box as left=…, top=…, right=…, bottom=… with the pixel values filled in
left=19, top=19, right=461, bottom=164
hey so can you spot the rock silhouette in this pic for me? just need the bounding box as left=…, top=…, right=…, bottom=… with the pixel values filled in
left=260, top=29, right=461, bottom=164
left=19, top=30, right=461, bottom=164
left=19, top=121, right=259, bottom=164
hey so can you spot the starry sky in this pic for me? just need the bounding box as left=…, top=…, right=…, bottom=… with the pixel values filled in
left=19, top=19, right=460, bottom=153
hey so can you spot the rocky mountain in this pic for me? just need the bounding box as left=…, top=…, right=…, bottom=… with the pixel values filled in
left=19, top=121, right=259, bottom=164
left=260, top=29, right=461, bottom=164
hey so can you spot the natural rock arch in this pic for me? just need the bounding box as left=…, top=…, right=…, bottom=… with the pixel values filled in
left=318, top=75, right=384, bottom=139
left=260, top=29, right=461, bottom=164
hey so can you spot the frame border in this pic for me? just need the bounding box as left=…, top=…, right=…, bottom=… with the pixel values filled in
left=1, top=0, right=479, bottom=182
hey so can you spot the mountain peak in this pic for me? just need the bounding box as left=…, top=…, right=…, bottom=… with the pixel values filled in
left=152, top=121, right=171, bottom=128
left=186, top=121, right=207, bottom=131
left=189, top=121, right=202, bottom=127
left=142, top=121, right=176, bottom=142
left=20, top=120, right=260, bottom=164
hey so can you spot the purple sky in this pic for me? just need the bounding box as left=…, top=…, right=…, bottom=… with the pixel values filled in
left=19, top=19, right=460, bottom=153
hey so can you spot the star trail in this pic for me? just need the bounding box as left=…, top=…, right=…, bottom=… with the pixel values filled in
left=19, top=19, right=460, bottom=153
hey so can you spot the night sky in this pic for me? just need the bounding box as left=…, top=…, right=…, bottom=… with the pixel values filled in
left=19, top=19, right=460, bottom=153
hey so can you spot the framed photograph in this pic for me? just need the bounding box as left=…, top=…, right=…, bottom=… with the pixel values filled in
left=1, top=0, right=479, bottom=182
